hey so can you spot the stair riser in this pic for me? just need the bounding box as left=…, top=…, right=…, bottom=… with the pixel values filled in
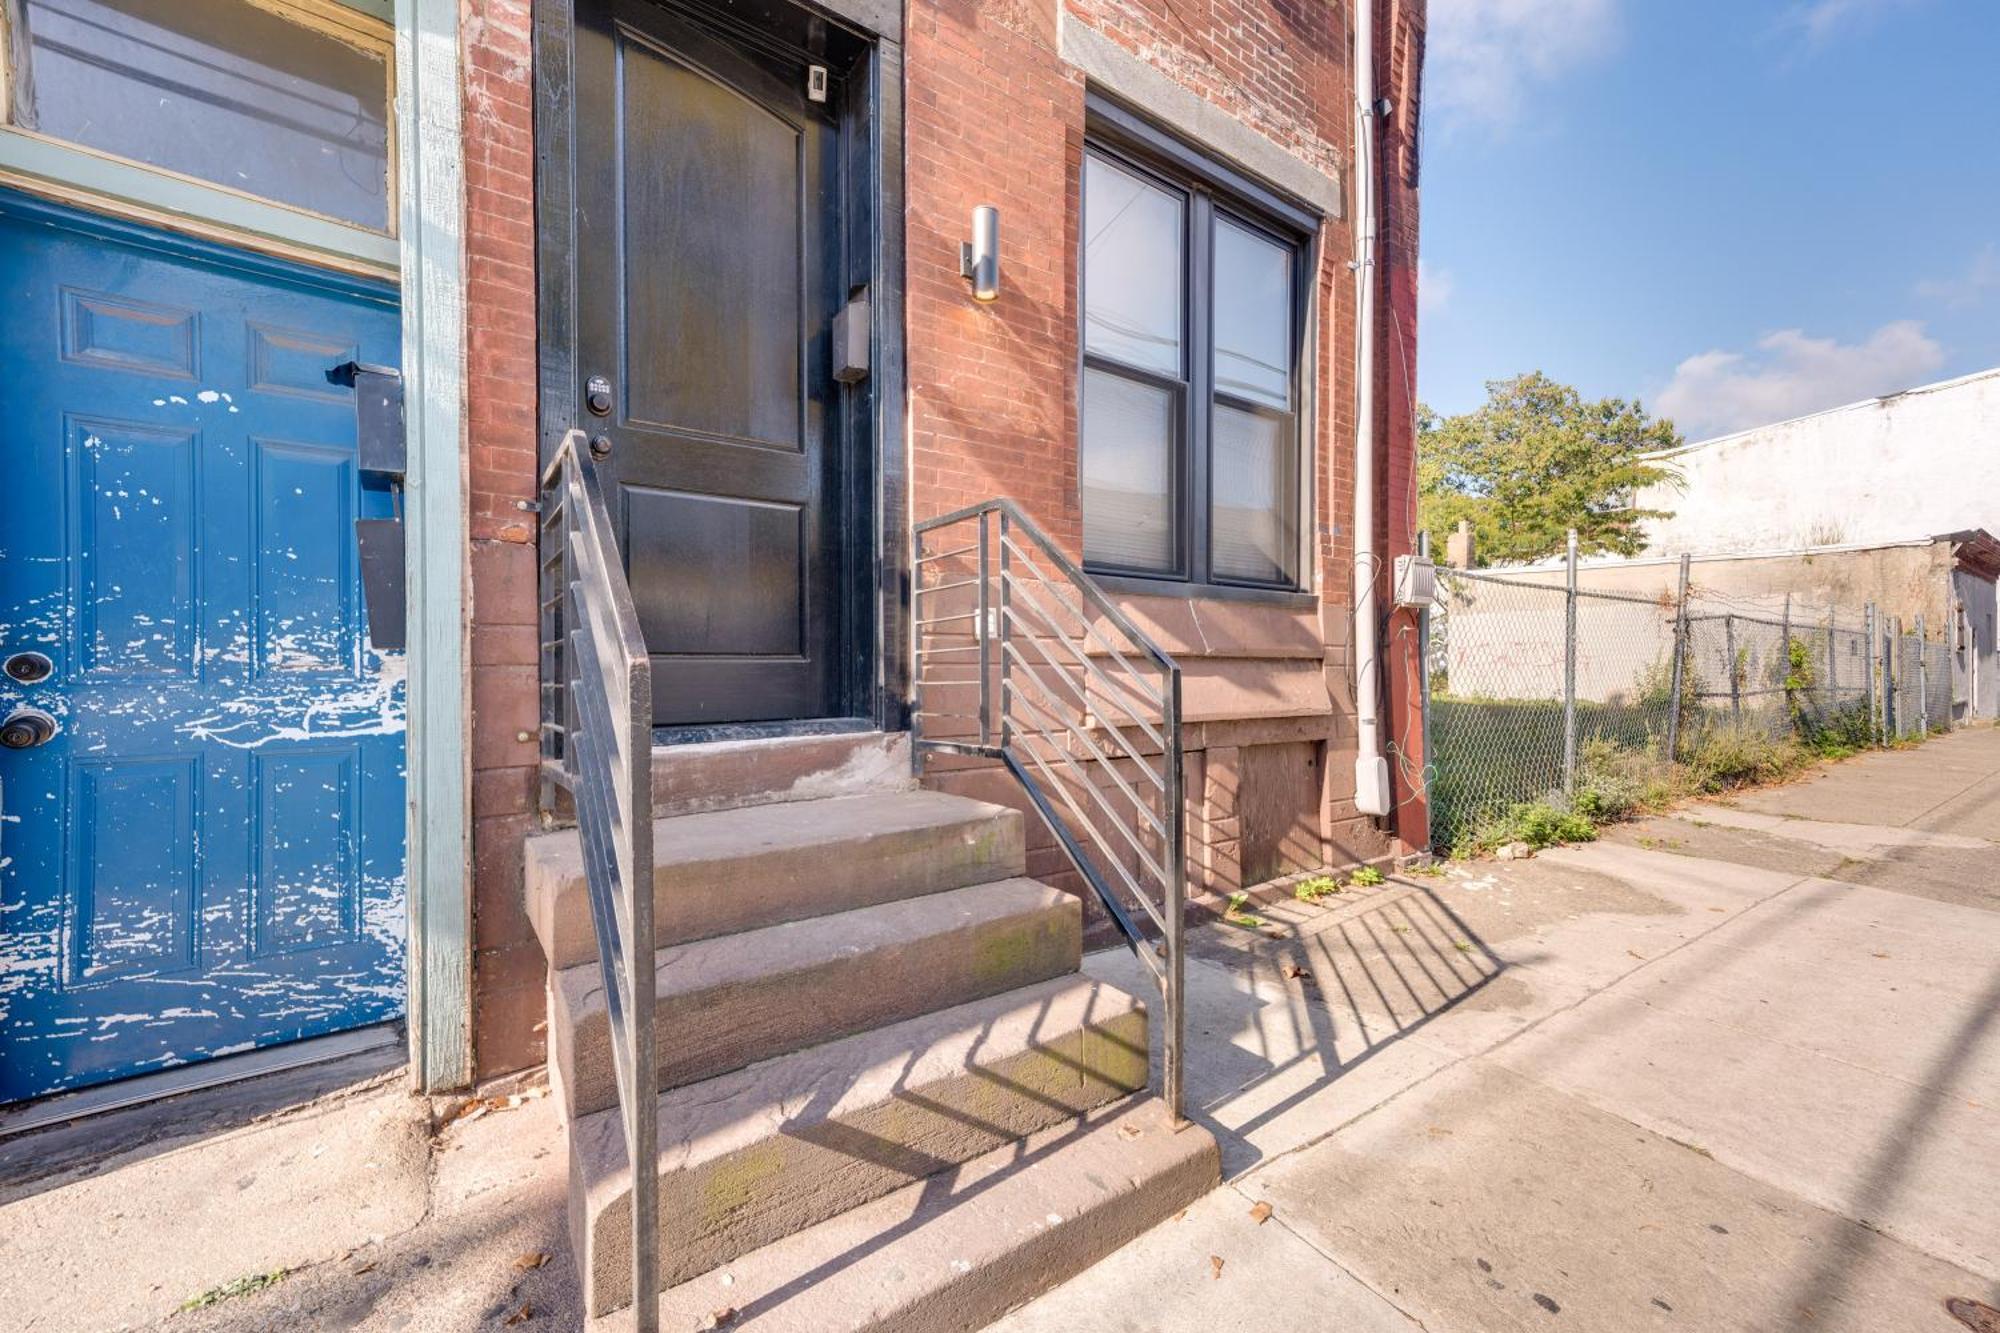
left=576, top=1007, right=1149, bottom=1317
left=653, top=732, right=912, bottom=817
left=554, top=894, right=1083, bottom=1121
left=529, top=810, right=1027, bottom=970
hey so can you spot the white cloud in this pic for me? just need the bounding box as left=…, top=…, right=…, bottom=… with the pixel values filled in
left=1427, top=0, right=1620, bottom=131
left=1915, top=243, right=2000, bottom=308
left=1782, top=0, right=1922, bottom=47
left=1418, top=261, right=1454, bottom=315
left=1655, top=321, right=1946, bottom=438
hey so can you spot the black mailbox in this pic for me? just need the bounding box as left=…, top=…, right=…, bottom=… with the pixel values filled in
left=328, top=360, right=407, bottom=479
left=329, top=361, right=408, bottom=651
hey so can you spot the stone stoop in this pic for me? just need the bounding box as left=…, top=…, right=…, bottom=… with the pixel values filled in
left=524, top=763, right=1220, bottom=1328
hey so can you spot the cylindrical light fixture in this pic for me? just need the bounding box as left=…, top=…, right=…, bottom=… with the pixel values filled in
left=960, top=204, right=1000, bottom=302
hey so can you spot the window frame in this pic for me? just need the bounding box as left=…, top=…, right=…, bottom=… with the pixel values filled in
left=1080, top=94, right=1318, bottom=599
left=0, top=0, right=398, bottom=275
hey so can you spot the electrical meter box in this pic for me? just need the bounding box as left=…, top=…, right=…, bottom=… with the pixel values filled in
left=1393, top=554, right=1436, bottom=608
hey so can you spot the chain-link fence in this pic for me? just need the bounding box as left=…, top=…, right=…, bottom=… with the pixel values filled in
left=1425, top=564, right=1955, bottom=851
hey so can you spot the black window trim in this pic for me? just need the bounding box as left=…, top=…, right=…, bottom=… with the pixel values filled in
left=1080, top=92, right=1319, bottom=599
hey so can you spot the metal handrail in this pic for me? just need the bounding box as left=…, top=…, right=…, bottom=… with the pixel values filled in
left=911, top=498, right=1187, bottom=1121
left=538, top=431, right=659, bottom=1329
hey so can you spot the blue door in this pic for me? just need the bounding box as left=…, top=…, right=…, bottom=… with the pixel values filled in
left=0, top=192, right=406, bottom=1105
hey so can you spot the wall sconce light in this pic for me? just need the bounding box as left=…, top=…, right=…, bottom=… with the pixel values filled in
left=959, top=204, right=1000, bottom=302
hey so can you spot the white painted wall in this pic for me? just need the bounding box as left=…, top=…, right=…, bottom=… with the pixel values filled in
left=1636, top=366, right=2000, bottom=554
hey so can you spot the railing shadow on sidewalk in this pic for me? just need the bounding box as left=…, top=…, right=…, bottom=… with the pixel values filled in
left=1102, top=874, right=1512, bottom=1176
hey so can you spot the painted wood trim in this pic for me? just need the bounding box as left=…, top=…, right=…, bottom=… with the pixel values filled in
left=0, top=133, right=399, bottom=272
left=396, top=0, right=470, bottom=1092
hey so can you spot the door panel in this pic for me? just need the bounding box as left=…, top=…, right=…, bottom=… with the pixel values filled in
left=0, top=193, right=406, bottom=1105
left=575, top=0, right=850, bottom=726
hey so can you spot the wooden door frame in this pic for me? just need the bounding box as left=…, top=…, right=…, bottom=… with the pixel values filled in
left=532, top=0, right=908, bottom=737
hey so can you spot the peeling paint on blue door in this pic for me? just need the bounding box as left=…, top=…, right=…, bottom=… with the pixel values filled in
left=0, top=192, right=407, bottom=1105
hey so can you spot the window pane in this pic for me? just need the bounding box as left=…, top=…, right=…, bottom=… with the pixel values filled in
left=1084, top=154, right=1184, bottom=377
left=1214, top=218, right=1292, bottom=409
left=1082, top=367, right=1177, bottom=572
left=1211, top=403, right=1295, bottom=583
left=17, top=0, right=391, bottom=230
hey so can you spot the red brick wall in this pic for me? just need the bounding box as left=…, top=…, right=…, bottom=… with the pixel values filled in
left=452, top=0, right=1426, bottom=1077
left=462, top=0, right=546, bottom=1078
left=1378, top=0, right=1429, bottom=848
left=906, top=0, right=1427, bottom=862
left=905, top=0, right=1084, bottom=547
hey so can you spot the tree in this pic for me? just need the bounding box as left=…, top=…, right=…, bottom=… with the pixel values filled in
left=1418, top=372, right=1684, bottom=566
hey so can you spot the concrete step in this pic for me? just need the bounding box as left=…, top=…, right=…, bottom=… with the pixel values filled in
left=568, top=975, right=1150, bottom=1317
left=547, top=732, right=912, bottom=824
left=625, top=1095, right=1219, bottom=1332
left=652, top=730, right=913, bottom=817
left=525, top=790, right=1027, bottom=970
left=548, top=878, right=1084, bottom=1121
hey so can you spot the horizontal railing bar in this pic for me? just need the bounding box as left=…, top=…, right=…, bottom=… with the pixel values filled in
left=915, top=540, right=982, bottom=563
left=915, top=612, right=981, bottom=628
left=915, top=575, right=984, bottom=596
left=912, top=739, right=1004, bottom=757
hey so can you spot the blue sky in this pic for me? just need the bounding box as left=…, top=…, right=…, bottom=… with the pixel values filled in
left=1417, top=0, right=2000, bottom=440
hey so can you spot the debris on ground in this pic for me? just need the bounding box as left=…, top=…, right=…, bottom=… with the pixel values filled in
left=179, top=1270, right=290, bottom=1313
left=1248, top=1201, right=1273, bottom=1225
left=1208, top=1255, right=1225, bottom=1280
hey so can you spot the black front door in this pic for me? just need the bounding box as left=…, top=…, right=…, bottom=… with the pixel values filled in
left=574, top=0, right=858, bottom=726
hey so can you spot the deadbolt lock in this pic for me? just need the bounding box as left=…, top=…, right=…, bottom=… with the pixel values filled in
left=4, top=652, right=53, bottom=685
left=586, top=374, right=613, bottom=416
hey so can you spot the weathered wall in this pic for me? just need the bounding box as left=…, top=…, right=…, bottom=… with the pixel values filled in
left=461, top=0, right=546, bottom=1077
left=1637, top=366, right=2000, bottom=555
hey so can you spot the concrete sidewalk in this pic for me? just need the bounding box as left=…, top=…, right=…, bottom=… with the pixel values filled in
left=995, top=725, right=2000, bottom=1332
left=3, top=729, right=1994, bottom=1331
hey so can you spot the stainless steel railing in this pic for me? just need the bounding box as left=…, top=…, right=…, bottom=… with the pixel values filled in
left=538, top=430, right=659, bottom=1329
left=911, top=499, right=1187, bottom=1120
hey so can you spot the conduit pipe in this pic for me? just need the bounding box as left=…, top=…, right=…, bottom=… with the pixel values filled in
left=1350, top=0, right=1391, bottom=815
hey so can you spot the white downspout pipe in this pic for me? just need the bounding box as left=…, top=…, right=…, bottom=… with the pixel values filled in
left=1351, top=0, right=1392, bottom=816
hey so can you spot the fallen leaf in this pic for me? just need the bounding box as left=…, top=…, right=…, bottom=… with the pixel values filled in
left=1872, top=952, right=1891, bottom=959
left=1627, top=949, right=1646, bottom=960
left=502, top=1303, right=533, bottom=1326
left=1248, top=1201, right=1273, bottom=1225
left=1173, top=1208, right=1189, bottom=1222
left=512, top=1252, right=549, bottom=1271
left=1117, top=1121, right=1144, bottom=1141
left=351, top=1260, right=378, bottom=1276
left=1209, top=1255, right=1225, bottom=1280
left=697, top=1309, right=738, bottom=1331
